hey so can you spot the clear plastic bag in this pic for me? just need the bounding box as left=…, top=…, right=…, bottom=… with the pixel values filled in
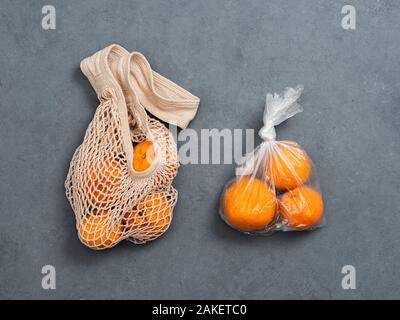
left=219, top=86, right=325, bottom=234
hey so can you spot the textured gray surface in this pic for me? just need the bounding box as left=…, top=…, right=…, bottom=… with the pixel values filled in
left=1, top=0, right=400, bottom=300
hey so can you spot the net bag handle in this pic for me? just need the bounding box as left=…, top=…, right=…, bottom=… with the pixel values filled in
left=80, top=44, right=148, bottom=179
left=120, top=51, right=200, bottom=177
left=122, top=51, right=200, bottom=129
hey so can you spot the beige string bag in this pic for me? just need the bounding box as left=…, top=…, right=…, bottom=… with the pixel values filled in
left=65, top=45, right=199, bottom=249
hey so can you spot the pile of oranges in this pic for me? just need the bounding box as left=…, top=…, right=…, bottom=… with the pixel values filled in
left=78, top=140, right=174, bottom=249
left=222, top=142, right=323, bottom=232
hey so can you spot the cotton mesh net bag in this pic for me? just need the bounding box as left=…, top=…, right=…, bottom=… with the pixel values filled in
left=220, top=86, right=325, bottom=235
left=65, top=45, right=199, bottom=249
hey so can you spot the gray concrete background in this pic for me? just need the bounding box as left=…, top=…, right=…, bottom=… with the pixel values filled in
left=1, top=0, right=400, bottom=299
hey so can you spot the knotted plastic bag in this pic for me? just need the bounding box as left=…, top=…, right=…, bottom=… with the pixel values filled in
left=220, top=86, right=325, bottom=234
left=65, top=45, right=199, bottom=249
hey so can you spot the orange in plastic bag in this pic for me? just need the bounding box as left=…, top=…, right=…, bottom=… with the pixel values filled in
left=222, top=177, right=276, bottom=231
left=266, top=143, right=311, bottom=190
left=280, top=186, right=324, bottom=230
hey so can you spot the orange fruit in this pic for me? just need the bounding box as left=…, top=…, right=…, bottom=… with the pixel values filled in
left=91, top=208, right=109, bottom=216
left=222, top=177, right=276, bottom=231
left=279, top=186, right=323, bottom=229
left=84, top=157, right=122, bottom=208
left=133, top=140, right=155, bottom=172
left=79, top=214, right=122, bottom=248
left=122, top=210, right=144, bottom=232
left=134, top=192, right=172, bottom=237
left=266, top=143, right=311, bottom=190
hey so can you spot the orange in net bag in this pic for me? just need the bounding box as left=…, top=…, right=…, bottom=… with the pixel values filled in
left=220, top=86, right=325, bottom=234
left=65, top=45, right=199, bottom=249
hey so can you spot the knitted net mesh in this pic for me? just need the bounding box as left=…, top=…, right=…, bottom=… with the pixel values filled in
left=65, top=89, right=178, bottom=249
